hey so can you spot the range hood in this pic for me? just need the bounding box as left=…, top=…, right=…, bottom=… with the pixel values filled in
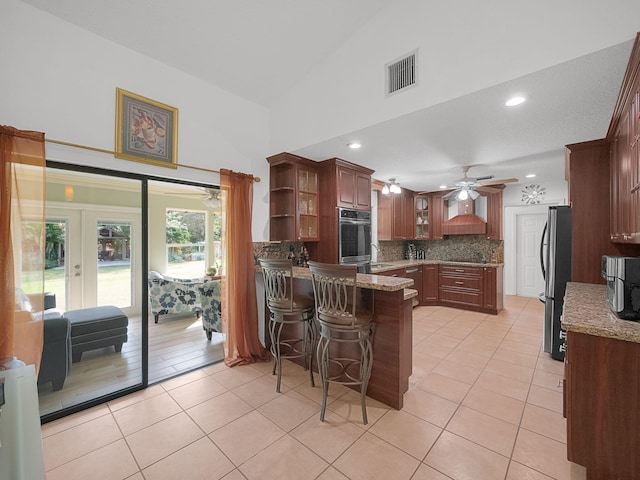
left=442, top=199, right=487, bottom=235
left=441, top=213, right=487, bottom=235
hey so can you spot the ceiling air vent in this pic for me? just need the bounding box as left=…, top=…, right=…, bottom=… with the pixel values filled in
left=386, top=50, right=417, bottom=96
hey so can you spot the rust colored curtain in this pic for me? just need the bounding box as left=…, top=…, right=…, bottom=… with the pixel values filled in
left=220, top=169, right=270, bottom=366
left=0, top=126, right=46, bottom=371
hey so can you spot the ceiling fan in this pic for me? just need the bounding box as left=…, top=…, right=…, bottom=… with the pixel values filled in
left=163, top=187, right=222, bottom=208
left=425, top=166, right=518, bottom=201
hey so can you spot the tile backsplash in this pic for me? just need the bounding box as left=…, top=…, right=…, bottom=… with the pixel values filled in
left=375, top=236, right=504, bottom=264
left=254, top=236, right=504, bottom=266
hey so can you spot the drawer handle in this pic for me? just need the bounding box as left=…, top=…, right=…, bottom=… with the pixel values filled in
left=455, top=281, right=464, bottom=285
left=405, top=268, right=418, bottom=273
left=455, top=269, right=464, bottom=272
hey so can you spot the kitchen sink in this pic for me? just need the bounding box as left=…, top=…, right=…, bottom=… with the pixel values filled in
left=370, top=263, right=394, bottom=268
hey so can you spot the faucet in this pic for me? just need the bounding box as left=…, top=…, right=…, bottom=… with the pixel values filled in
left=371, top=243, right=380, bottom=252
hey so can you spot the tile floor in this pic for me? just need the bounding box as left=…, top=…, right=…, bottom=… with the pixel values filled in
left=41, top=296, right=588, bottom=480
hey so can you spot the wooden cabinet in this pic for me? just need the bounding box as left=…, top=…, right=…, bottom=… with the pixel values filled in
left=374, top=262, right=500, bottom=312
left=565, top=330, right=640, bottom=478
left=438, top=264, right=502, bottom=314
left=267, top=153, right=319, bottom=242
left=334, top=161, right=372, bottom=210
left=392, top=189, right=414, bottom=240
left=482, top=265, right=503, bottom=312
left=414, top=195, right=429, bottom=239
left=608, top=34, right=640, bottom=245
left=422, top=264, right=439, bottom=305
left=565, top=140, right=614, bottom=284
left=429, top=194, right=444, bottom=240
left=313, top=158, right=374, bottom=264
left=439, top=265, right=483, bottom=309
left=378, top=191, right=442, bottom=241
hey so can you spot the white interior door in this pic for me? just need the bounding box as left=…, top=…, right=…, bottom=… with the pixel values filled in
left=516, top=212, right=546, bottom=297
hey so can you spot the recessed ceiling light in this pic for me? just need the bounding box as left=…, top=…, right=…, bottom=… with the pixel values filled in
left=347, top=142, right=361, bottom=149
left=439, top=184, right=448, bottom=189
left=526, top=173, right=536, bottom=178
left=505, top=96, right=526, bottom=107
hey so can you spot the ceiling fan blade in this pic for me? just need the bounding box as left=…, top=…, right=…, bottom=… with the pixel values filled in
left=442, top=189, right=459, bottom=200
left=479, top=177, right=518, bottom=185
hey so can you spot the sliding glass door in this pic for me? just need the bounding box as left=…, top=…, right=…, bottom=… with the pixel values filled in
left=39, top=167, right=144, bottom=418
left=38, top=165, right=225, bottom=421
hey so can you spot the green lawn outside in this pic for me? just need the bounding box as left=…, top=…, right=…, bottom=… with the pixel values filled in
left=21, top=261, right=206, bottom=312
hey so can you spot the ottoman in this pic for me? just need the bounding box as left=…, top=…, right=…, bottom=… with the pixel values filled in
left=64, top=306, right=129, bottom=363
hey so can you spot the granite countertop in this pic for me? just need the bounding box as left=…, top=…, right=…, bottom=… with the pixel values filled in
left=561, top=282, right=640, bottom=343
left=289, top=266, right=413, bottom=292
left=370, top=259, right=504, bottom=274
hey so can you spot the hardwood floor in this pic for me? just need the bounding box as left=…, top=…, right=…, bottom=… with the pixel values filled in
left=38, top=313, right=225, bottom=417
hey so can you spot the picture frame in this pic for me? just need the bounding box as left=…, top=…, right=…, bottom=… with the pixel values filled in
left=115, top=88, right=178, bottom=168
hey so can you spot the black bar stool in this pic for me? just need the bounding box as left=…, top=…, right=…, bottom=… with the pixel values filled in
left=308, top=261, right=375, bottom=424
left=259, top=259, right=316, bottom=393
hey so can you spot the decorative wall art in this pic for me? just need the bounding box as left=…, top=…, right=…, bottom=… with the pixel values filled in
left=115, top=88, right=178, bottom=168
left=521, top=184, right=546, bottom=204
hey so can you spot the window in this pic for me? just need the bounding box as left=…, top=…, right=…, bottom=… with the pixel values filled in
left=165, top=209, right=207, bottom=278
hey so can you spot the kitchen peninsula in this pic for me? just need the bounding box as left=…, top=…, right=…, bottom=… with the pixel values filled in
left=256, top=266, right=414, bottom=410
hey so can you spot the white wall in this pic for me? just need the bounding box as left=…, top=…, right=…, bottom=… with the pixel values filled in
left=502, top=178, right=568, bottom=295
left=270, top=0, right=640, bottom=154
left=1, top=0, right=271, bottom=240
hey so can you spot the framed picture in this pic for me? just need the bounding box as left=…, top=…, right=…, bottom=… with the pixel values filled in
left=115, top=88, right=178, bottom=168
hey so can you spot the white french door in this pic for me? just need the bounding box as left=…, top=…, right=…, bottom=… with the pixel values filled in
left=46, top=204, right=141, bottom=315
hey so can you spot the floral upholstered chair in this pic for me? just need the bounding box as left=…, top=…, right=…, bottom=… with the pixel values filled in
left=148, top=271, right=203, bottom=324
left=197, top=280, right=222, bottom=340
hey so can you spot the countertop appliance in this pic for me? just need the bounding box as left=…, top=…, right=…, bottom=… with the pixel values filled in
left=540, top=205, right=571, bottom=361
left=338, top=208, right=371, bottom=273
left=602, top=255, right=640, bottom=320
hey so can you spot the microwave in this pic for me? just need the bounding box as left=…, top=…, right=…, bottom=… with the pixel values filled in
left=602, top=256, right=640, bottom=320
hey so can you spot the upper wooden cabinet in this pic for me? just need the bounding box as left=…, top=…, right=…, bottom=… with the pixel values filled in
left=607, top=33, right=640, bottom=244
left=323, top=159, right=373, bottom=211
left=414, top=195, right=430, bottom=240
left=266, top=152, right=319, bottom=242
left=378, top=190, right=442, bottom=241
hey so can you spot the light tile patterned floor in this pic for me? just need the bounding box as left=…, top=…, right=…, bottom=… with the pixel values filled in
left=41, top=296, right=588, bottom=480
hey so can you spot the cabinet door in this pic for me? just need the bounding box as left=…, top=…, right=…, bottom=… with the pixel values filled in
left=415, top=196, right=429, bottom=239
left=404, top=266, right=422, bottom=303
left=482, top=267, right=497, bottom=309
left=337, top=166, right=356, bottom=208
left=377, top=192, right=392, bottom=241
left=391, top=190, right=414, bottom=239
left=429, top=194, right=444, bottom=240
left=355, top=172, right=371, bottom=209
left=422, top=264, right=439, bottom=304
left=631, top=90, right=640, bottom=241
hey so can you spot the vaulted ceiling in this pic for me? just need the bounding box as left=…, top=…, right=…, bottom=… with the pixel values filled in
left=19, top=0, right=638, bottom=192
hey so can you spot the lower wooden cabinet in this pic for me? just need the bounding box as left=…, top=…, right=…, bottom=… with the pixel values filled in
left=565, top=331, right=640, bottom=478
left=422, top=264, right=439, bottom=305
left=376, top=263, right=501, bottom=313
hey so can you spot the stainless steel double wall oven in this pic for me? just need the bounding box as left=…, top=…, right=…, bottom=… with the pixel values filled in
left=338, top=208, right=371, bottom=273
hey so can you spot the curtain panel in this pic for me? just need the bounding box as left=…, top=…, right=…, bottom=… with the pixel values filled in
left=0, top=126, right=46, bottom=370
left=220, top=169, right=270, bottom=366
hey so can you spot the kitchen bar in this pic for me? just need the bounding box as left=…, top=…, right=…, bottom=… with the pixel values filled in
left=257, top=266, right=415, bottom=410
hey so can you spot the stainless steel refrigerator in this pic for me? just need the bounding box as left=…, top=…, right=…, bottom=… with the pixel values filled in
left=540, top=205, right=571, bottom=361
